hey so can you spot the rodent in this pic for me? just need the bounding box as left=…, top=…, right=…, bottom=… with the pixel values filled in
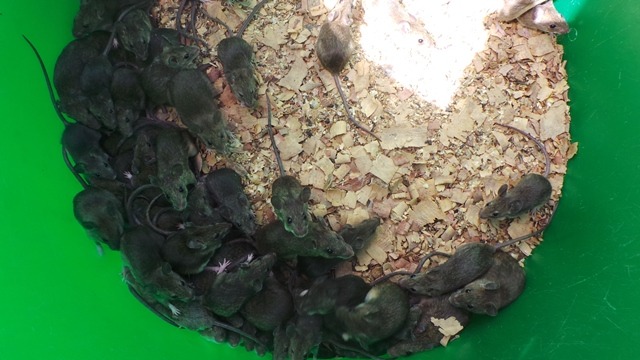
left=150, top=127, right=198, bottom=211
left=22, top=35, right=117, bottom=185
left=204, top=168, right=258, bottom=236
left=298, top=275, right=371, bottom=316
left=297, top=217, right=380, bottom=278
left=386, top=295, right=470, bottom=357
left=120, top=225, right=194, bottom=303
left=203, top=253, right=276, bottom=317
left=448, top=251, right=526, bottom=316
left=240, top=276, right=294, bottom=331
left=208, top=0, right=269, bottom=108
left=334, top=281, right=410, bottom=348
left=479, top=123, right=552, bottom=220
left=315, top=0, right=380, bottom=141
left=497, top=0, right=548, bottom=21
left=167, top=68, right=237, bottom=154
left=399, top=208, right=555, bottom=296
left=255, top=219, right=354, bottom=261
left=273, top=314, right=324, bottom=360
left=72, top=187, right=125, bottom=252
left=266, top=94, right=311, bottom=238
left=518, top=0, right=570, bottom=34
left=160, top=223, right=233, bottom=275
left=110, top=67, right=145, bottom=137
left=114, top=8, right=152, bottom=61
left=72, top=0, right=152, bottom=38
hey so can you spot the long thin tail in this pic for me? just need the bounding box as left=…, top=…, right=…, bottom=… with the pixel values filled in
left=496, top=203, right=558, bottom=250
left=266, top=94, right=285, bottom=177
left=237, top=0, right=270, bottom=37
left=496, top=122, right=550, bottom=177
left=333, top=74, right=380, bottom=141
left=22, top=35, right=70, bottom=126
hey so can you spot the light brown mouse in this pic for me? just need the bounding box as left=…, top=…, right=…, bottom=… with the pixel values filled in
left=518, top=0, right=570, bottom=34
left=315, top=0, right=380, bottom=141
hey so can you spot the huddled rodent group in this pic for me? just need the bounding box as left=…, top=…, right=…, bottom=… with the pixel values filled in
left=25, top=0, right=565, bottom=358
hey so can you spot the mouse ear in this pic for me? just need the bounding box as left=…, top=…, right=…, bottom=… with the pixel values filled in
left=498, top=184, right=508, bottom=197
left=300, top=187, right=311, bottom=202
left=509, top=199, right=523, bottom=214
left=161, top=262, right=172, bottom=274
left=187, top=238, right=206, bottom=250
left=482, top=281, right=500, bottom=291
left=271, top=195, right=283, bottom=210
left=484, top=303, right=499, bottom=316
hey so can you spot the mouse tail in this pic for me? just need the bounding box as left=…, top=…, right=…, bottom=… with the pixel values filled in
left=495, top=122, right=550, bottom=177
left=22, top=35, right=71, bottom=126
left=237, top=0, right=270, bottom=38
left=266, top=93, right=286, bottom=177
left=333, top=74, right=381, bottom=141
left=62, top=146, right=89, bottom=189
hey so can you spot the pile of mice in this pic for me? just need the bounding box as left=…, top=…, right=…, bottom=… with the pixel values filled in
left=30, top=0, right=574, bottom=358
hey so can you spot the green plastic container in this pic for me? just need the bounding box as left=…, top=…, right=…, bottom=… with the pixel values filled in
left=2, top=0, right=638, bottom=359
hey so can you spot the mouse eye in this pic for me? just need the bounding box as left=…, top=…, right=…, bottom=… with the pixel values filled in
left=550, top=24, right=557, bottom=29
left=325, top=247, right=334, bottom=255
left=467, top=304, right=474, bottom=310
left=409, top=287, right=417, bottom=293
left=302, top=213, right=307, bottom=220
left=287, top=217, right=293, bottom=224
left=178, top=186, right=185, bottom=193
left=465, top=288, right=472, bottom=293
left=491, top=211, right=499, bottom=218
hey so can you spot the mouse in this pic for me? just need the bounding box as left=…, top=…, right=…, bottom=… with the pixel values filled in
left=298, top=275, right=371, bottom=315
left=273, top=314, right=324, bottom=360
left=204, top=168, right=258, bottom=236
left=72, top=0, right=152, bottom=37
left=206, top=0, right=269, bottom=108
left=518, top=0, right=570, bottom=34
left=72, top=186, right=125, bottom=252
left=115, top=8, right=152, bottom=61
left=334, top=281, right=409, bottom=348
left=479, top=123, right=552, bottom=220
left=497, top=0, right=547, bottom=21
left=120, top=225, right=194, bottom=303
left=265, top=94, right=311, bottom=237
left=110, top=67, right=146, bottom=136
left=399, top=207, right=555, bottom=296
left=183, top=180, right=225, bottom=226
left=240, top=275, right=294, bottom=331
left=315, top=0, right=380, bottom=141
left=167, top=68, right=237, bottom=154
left=141, top=43, right=200, bottom=107
left=150, top=127, right=198, bottom=211
left=256, top=219, right=354, bottom=261
left=203, top=253, right=276, bottom=317
left=448, top=251, right=526, bottom=316
left=62, top=123, right=117, bottom=182
left=297, top=217, right=380, bottom=278
left=160, top=222, right=233, bottom=275
left=386, top=295, right=470, bottom=357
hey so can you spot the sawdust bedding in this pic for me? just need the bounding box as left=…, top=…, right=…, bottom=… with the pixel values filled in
left=152, top=0, right=574, bottom=283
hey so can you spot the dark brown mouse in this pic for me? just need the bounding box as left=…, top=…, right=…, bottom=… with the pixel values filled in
left=334, top=281, right=409, bottom=348
left=479, top=123, right=552, bottom=220
left=207, top=0, right=269, bottom=108
left=315, top=0, right=380, bottom=140
left=448, top=251, right=526, bottom=316
left=255, top=219, right=354, bottom=261
left=120, top=226, right=194, bottom=303
left=204, top=168, right=257, bottom=236
left=110, top=67, right=145, bottom=136
left=387, top=295, right=470, bottom=357
left=150, top=127, right=197, bottom=211
left=114, top=8, right=152, bottom=61
left=266, top=94, right=311, bottom=237
left=399, top=208, right=555, bottom=296
left=203, top=253, right=276, bottom=317
left=62, top=123, right=117, bottom=181
left=273, top=314, right=324, bottom=360
left=160, top=223, right=233, bottom=275
left=298, top=275, right=371, bottom=317
left=240, top=276, right=294, bottom=331
left=297, top=218, right=380, bottom=278
left=167, top=68, right=237, bottom=154
left=141, top=44, right=200, bottom=107
left=72, top=187, right=125, bottom=252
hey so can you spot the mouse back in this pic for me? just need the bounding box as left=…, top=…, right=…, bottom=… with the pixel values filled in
left=479, top=173, right=552, bottom=219
left=448, top=251, right=526, bottom=316
left=316, top=22, right=353, bottom=74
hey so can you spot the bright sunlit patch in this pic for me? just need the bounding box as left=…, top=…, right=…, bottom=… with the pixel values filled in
left=360, top=0, right=502, bottom=109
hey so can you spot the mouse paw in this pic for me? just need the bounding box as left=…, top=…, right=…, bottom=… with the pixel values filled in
left=211, top=258, right=232, bottom=274
left=168, top=303, right=181, bottom=317
left=243, top=253, right=254, bottom=265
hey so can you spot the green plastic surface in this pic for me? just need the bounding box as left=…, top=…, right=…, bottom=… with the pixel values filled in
left=1, top=0, right=638, bottom=359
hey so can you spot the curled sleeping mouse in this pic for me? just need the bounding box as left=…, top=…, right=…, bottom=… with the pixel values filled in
left=73, top=186, right=126, bottom=253
left=204, top=168, right=257, bottom=236
left=240, top=275, right=294, bottom=332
